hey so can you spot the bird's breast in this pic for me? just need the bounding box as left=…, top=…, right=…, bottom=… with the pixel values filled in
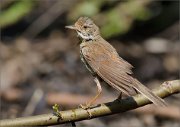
left=80, top=44, right=96, bottom=76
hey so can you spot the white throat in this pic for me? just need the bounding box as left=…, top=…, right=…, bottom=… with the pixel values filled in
left=77, top=32, right=93, bottom=40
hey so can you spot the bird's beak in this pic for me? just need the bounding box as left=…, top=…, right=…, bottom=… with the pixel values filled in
left=65, top=25, right=77, bottom=30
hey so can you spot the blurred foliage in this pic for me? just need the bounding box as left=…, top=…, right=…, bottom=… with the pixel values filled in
left=68, top=0, right=104, bottom=19
left=1, top=0, right=178, bottom=39
left=68, top=0, right=151, bottom=38
left=100, top=0, right=151, bottom=38
left=0, top=0, right=36, bottom=28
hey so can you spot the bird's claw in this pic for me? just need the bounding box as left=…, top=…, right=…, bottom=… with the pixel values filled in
left=79, top=103, right=92, bottom=118
left=79, top=103, right=90, bottom=110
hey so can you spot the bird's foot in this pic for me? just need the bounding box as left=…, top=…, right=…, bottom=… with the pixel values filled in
left=116, top=92, right=123, bottom=102
left=79, top=104, right=89, bottom=110
left=79, top=103, right=92, bottom=118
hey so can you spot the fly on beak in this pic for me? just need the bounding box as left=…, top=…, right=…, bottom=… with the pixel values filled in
left=65, top=25, right=77, bottom=30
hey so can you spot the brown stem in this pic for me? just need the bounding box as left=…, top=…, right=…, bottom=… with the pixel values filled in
left=0, top=80, right=179, bottom=127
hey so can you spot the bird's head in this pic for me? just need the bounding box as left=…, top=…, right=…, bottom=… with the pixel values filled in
left=66, top=17, right=100, bottom=41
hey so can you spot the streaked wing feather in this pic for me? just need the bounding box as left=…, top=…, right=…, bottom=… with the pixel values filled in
left=98, top=67, right=132, bottom=95
left=81, top=41, right=167, bottom=106
left=81, top=42, right=134, bottom=95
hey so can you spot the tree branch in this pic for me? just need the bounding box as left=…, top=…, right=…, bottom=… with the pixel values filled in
left=0, top=80, right=179, bottom=127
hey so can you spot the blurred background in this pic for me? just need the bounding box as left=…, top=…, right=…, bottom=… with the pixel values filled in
left=0, top=0, right=179, bottom=127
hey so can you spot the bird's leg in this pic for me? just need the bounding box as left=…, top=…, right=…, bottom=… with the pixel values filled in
left=116, top=92, right=123, bottom=103
left=80, top=77, right=102, bottom=109
left=118, top=92, right=122, bottom=99
left=87, top=77, right=102, bottom=107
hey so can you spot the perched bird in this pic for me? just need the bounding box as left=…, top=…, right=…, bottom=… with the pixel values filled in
left=66, top=17, right=167, bottom=108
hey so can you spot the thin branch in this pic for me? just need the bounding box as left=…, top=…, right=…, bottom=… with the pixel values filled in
left=0, top=80, right=179, bottom=127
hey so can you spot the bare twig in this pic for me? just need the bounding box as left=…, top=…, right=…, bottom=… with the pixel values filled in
left=0, top=80, right=179, bottom=127
left=46, top=92, right=180, bottom=119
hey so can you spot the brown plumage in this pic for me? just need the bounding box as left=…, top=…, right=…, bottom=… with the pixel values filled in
left=66, top=17, right=167, bottom=108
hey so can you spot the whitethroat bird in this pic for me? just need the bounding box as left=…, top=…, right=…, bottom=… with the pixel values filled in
left=66, top=17, right=167, bottom=108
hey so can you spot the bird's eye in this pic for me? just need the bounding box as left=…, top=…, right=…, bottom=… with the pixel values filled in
left=83, top=25, right=87, bottom=29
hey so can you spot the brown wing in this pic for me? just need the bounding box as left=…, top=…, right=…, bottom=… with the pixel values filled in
left=81, top=40, right=167, bottom=106
left=81, top=41, right=134, bottom=95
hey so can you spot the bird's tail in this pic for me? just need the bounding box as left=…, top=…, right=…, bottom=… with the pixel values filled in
left=132, top=78, right=167, bottom=107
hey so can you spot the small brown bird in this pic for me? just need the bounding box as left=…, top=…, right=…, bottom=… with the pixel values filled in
left=66, top=17, right=167, bottom=108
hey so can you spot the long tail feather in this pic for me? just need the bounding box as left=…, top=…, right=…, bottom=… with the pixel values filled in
left=132, top=78, right=167, bottom=107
